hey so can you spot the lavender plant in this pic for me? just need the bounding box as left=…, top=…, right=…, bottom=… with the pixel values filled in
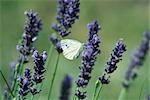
left=11, top=10, right=42, bottom=98
left=75, top=20, right=101, bottom=99
left=1, top=1, right=149, bottom=100
left=93, top=39, right=126, bottom=100
left=17, top=49, right=47, bottom=100
left=118, top=31, right=150, bottom=100
left=46, top=0, right=80, bottom=99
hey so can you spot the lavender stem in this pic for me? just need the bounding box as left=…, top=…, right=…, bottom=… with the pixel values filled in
left=31, top=95, right=34, bottom=100
left=0, top=70, right=14, bottom=97
left=12, top=58, right=24, bottom=96
left=92, top=80, right=101, bottom=100
left=48, top=53, right=60, bottom=100
left=95, top=81, right=102, bottom=100
left=118, top=88, right=126, bottom=100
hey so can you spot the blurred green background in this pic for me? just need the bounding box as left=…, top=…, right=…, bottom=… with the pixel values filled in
left=0, top=0, right=149, bottom=100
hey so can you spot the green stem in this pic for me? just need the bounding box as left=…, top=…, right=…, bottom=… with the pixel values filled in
left=92, top=80, right=101, bottom=100
left=0, top=70, right=14, bottom=97
left=47, top=53, right=60, bottom=100
left=73, top=94, right=77, bottom=100
left=12, top=58, right=24, bottom=96
left=11, top=63, right=19, bottom=93
left=95, top=81, right=102, bottom=100
left=31, top=95, right=34, bottom=100
left=118, top=88, right=126, bottom=100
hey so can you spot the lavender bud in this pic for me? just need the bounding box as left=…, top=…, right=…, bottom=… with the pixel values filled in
left=29, top=86, right=41, bottom=95
left=18, top=68, right=32, bottom=98
left=32, top=50, right=47, bottom=84
left=75, top=90, right=86, bottom=99
left=99, top=39, right=126, bottom=84
left=99, top=73, right=110, bottom=84
left=59, top=75, right=72, bottom=100
left=24, top=10, right=42, bottom=36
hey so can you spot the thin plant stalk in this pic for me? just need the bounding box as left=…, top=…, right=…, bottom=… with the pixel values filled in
left=12, top=58, right=24, bottom=96
left=95, top=81, right=102, bottom=100
left=92, top=80, right=101, bottom=100
left=47, top=53, right=60, bottom=100
left=73, top=95, right=76, bottom=100
left=11, top=64, right=19, bottom=93
left=0, top=70, right=14, bottom=97
left=118, top=88, right=126, bottom=100
left=31, top=95, right=34, bottom=100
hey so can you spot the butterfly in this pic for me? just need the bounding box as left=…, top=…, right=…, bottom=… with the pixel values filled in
left=60, top=39, right=83, bottom=60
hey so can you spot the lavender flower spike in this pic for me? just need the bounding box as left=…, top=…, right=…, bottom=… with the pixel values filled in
left=59, top=75, right=72, bottom=100
left=123, top=31, right=150, bottom=88
left=75, top=20, right=101, bottom=99
left=17, top=10, right=42, bottom=57
left=52, top=0, right=80, bottom=37
left=32, top=50, right=47, bottom=84
left=99, top=39, right=126, bottom=84
left=105, top=39, right=126, bottom=74
left=18, top=68, right=32, bottom=99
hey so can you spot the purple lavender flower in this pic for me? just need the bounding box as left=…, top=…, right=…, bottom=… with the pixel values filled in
left=29, top=86, right=41, bottom=95
left=32, top=50, right=47, bottom=84
left=105, top=39, right=126, bottom=74
left=75, top=90, right=86, bottom=100
left=59, top=75, right=72, bottom=100
left=17, top=10, right=42, bottom=57
left=99, top=73, right=110, bottom=84
left=99, top=39, right=126, bottom=84
left=49, top=35, right=63, bottom=53
left=123, top=31, right=150, bottom=88
left=75, top=20, right=101, bottom=99
left=52, top=0, right=80, bottom=37
left=18, top=68, right=32, bottom=99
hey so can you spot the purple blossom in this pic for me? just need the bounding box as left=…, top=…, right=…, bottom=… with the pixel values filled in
left=123, top=31, right=150, bottom=88
left=17, top=10, right=42, bottom=57
left=29, top=86, right=41, bottom=95
left=32, top=50, right=47, bottom=84
left=59, top=75, right=72, bottom=100
left=75, top=90, right=86, bottom=100
left=52, top=0, right=80, bottom=37
left=105, top=39, right=126, bottom=74
left=18, top=68, right=32, bottom=98
left=75, top=20, right=101, bottom=99
left=99, top=39, right=126, bottom=84
left=99, top=73, right=110, bottom=84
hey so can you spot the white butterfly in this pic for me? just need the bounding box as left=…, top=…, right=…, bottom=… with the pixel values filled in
left=60, top=39, right=83, bottom=60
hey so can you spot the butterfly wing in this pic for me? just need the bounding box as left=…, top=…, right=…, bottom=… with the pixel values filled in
left=61, top=39, right=82, bottom=60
